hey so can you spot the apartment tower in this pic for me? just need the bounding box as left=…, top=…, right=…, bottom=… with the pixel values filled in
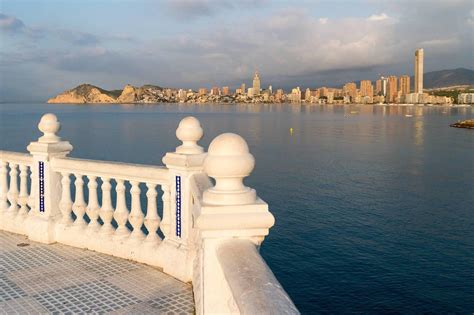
left=414, top=48, right=424, bottom=94
left=252, top=71, right=261, bottom=96
left=386, top=76, right=398, bottom=103
left=399, top=75, right=410, bottom=95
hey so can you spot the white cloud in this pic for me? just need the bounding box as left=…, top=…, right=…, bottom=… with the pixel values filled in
left=318, top=17, right=328, bottom=25
left=367, top=13, right=389, bottom=21
left=1, top=0, right=473, bottom=101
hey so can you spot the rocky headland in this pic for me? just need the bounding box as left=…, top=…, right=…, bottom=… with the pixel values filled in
left=47, top=83, right=268, bottom=104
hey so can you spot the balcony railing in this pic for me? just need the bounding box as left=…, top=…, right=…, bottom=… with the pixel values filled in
left=0, top=113, right=299, bottom=314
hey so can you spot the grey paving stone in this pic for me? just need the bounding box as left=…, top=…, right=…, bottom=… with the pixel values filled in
left=0, top=231, right=195, bottom=314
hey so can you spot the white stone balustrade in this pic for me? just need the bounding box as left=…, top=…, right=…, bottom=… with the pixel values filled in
left=0, top=113, right=298, bottom=315
left=0, top=151, right=33, bottom=235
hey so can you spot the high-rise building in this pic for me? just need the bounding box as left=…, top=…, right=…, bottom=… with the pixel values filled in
left=211, top=86, right=219, bottom=96
left=198, top=88, right=208, bottom=96
left=375, top=79, right=382, bottom=95
left=360, top=80, right=373, bottom=97
left=381, top=76, right=388, bottom=96
left=290, top=87, right=301, bottom=102
left=305, top=88, right=311, bottom=101
left=275, top=89, right=284, bottom=102
left=247, top=87, right=254, bottom=98
left=386, top=76, right=398, bottom=103
left=318, top=87, right=329, bottom=98
left=414, top=48, right=424, bottom=94
left=343, top=82, right=357, bottom=101
left=252, top=71, right=261, bottom=96
left=399, top=75, right=410, bottom=95
left=222, top=86, right=229, bottom=96
left=240, top=83, right=246, bottom=95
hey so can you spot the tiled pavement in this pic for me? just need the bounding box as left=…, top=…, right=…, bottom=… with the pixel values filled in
left=0, top=231, right=195, bottom=314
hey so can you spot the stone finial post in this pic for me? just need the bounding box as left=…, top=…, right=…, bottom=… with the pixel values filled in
left=194, top=133, right=276, bottom=314
left=203, top=133, right=256, bottom=205
left=160, top=116, right=207, bottom=282
left=175, top=117, right=204, bottom=154
left=26, top=113, right=73, bottom=243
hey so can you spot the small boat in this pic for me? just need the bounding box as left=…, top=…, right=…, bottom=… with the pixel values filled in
left=405, top=114, right=413, bottom=117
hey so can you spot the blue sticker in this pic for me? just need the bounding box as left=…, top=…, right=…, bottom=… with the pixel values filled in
left=39, top=161, right=45, bottom=212
left=175, top=175, right=181, bottom=238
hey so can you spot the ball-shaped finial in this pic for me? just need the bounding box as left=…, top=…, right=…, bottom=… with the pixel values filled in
left=38, top=113, right=61, bottom=143
left=207, top=133, right=251, bottom=156
left=175, top=116, right=204, bottom=154
left=203, top=133, right=256, bottom=205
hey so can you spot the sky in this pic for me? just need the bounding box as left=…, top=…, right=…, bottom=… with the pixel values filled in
left=0, top=0, right=473, bottom=101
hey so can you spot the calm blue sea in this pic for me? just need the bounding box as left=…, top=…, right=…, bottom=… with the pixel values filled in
left=1, top=103, right=473, bottom=314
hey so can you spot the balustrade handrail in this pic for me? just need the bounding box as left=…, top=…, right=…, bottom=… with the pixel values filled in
left=51, top=156, right=169, bottom=185
left=0, top=150, right=33, bottom=166
left=217, top=239, right=300, bottom=314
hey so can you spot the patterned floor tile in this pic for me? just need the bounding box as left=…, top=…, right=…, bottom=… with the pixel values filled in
left=148, top=290, right=195, bottom=315
left=0, top=296, right=48, bottom=314
left=105, top=268, right=190, bottom=300
left=32, top=280, right=140, bottom=314
left=7, top=261, right=97, bottom=295
left=0, top=246, right=66, bottom=273
left=0, top=231, right=195, bottom=314
left=0, top=274, right=27, bottom=303
left=74, top=254, right=141, bottom=278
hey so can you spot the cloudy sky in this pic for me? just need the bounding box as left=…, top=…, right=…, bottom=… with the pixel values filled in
left=1, top=0, right=473, bottom=101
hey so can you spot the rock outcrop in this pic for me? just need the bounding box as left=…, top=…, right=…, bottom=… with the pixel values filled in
left=116, top=84, right=139, bottom=103
left=47, top=84, right=120, bottom=104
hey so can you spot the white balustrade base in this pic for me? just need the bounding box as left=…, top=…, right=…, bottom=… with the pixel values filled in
left=0, top=212, right=28, bottom=236
left=53, top=225, right=192, bottom=282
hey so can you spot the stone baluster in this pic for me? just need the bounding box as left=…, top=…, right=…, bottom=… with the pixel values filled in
left=72, top=174, right=87, bottom=228
left=113, top=179, right=130, bottom=239
left=86, top=175, right=100, bottom=233
left=144, top=183, right=161, bottom=244
left=99, top=177, right=114, bottom=235
left=160, top=184, right=171, bottom=237
left=7, top=163, right=19, bottom=218
left=59, top=172, right=73, bottom=225
left=26, top=113, right=73, bottom=243
left=129, top=181, right=145, bottom=241
left=17, top=164, right=30, bottom=220
left=0, top=161, right=8, bottom=213
left=27, top=165, right=36, bottom=215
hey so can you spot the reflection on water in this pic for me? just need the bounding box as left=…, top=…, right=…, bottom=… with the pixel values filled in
left=0, top=103, right=473, bottom=314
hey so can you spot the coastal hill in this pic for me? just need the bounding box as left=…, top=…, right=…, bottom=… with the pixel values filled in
left=47, top=83, right=166, bottom=104
left=47, top=84, right=122, bottom=103
left=48, top=68, right=474, bottom=104
left=413, top=68, right=474, bottom=89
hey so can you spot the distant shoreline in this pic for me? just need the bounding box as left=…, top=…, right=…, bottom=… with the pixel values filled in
left=42, top=101, right=472, bottom=107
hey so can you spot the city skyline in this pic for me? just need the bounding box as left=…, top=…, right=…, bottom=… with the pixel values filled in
left=1, top=0, right=473, bottom=101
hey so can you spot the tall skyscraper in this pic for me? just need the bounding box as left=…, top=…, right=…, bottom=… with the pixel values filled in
left=386, top=76, right=398, bottom=103
left=414, top=48, right=424, bottom=94
left=360, top=80, right=373, bottom=97
left=375, top=79, right=382, bottom=95
left=252, top=71, right=261, bottom=96
left=381, top=76, right=388, bottom=96
left=399, top=75, right=410, bottom=95
left=240, top=83, right=246, bottom=95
